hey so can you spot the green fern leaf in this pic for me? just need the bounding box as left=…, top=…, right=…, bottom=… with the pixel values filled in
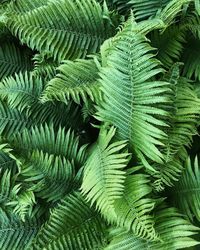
left=6, top=0, right=118, bottom=61
left=81, top=126, right=129, bottom=214
left=97, top=17, right=171, bottom=168
left=31, top=192, right=107, bottom=250
left=105, top=205, right=199, bottom=250
left=42, top=58, right=102, bottom=105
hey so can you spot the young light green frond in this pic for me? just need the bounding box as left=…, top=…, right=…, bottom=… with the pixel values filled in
left=97, top=17, right=172, bottom=169
left=0, top=71, right=44, bottom=112
left=106, top=168, right=156, bottom=241
left=81, top=126, right=129, bottom=214
left=0, top=42, right=32, bottom=80
left=169, top=156, right=200, bottom=222
left=7, top=190, right=35, bottom=222
left=31, top=192, right=107, bottom=250
left=6, top=0, right=118, bottom=62
left=20, top=150, right=75, bottom=202
left=105, top=205, right=199, bottom=250
left=11, top=124, right=87, bottom=168
left=42, top=58, right=102, bottom=105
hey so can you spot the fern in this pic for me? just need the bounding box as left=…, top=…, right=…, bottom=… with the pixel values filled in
left=97, top=17, right=171, bottom=169
left=6, top=0, right=118, bottom=61
left=42, top=58, right=102, bottom=105
left=31, top=192, right=107, bottom=250
left=81, top=126, right=129, bottom=214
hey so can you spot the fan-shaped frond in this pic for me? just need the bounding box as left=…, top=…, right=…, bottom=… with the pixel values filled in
left=0, top=71, right=43, bottom=112
left=169, top=156, right=200, bottom=222
left=97, top=17, right=172, bottom=169
left=0, top=42, right=32, bottom=80
left=105, top=205, right=199, bottom=250
left=42, top=58, right=102, bottom=105
left=81, top=126, right=129, bottom=214
left=7, top=0, right=118, bottom=62
left=31, top=192, right=107, bottom=250
left=10, top=124, right=87, bottom=169
left=20, top=150, right=75, bottom=202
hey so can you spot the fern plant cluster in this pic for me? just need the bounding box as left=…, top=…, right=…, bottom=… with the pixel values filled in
left=0, top=0, right=200, bottom=249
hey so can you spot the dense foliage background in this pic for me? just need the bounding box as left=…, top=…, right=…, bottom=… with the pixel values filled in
left=0, top=0, right=200, bottom=249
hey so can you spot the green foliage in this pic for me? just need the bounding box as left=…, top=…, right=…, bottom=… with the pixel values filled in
left=0, top=0, right=199, bottom=249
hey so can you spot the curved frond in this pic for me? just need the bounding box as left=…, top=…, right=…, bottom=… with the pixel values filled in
left=31, top=192, right=107, bottom=250
left=97, top=17, right=172, bottom=168
left=7, top=0, right=118, bottom=61
left=169, top=156, right=200, bottom=222
left=81, top=126, right=129, bottom=214
left=42, top=58, right=102, bottom=105
left=105, top=205, right=199, bottom=250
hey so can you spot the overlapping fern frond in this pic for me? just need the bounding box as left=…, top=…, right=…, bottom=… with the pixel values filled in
left=31, top=192, right=107, bottom=250
left=42, top=58, right=102, bottom=105
left=6, top=0, right=119, bottom=62
left=97, top=17, right=171, bottom=169
left=81, top=126, right=129, bottom=214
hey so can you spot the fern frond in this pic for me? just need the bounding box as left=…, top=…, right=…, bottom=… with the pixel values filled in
left=97, top=17, right=172, bottom=169
left=7, top=0, right=48, bottom=14
left=130, top=0, right=170, bottom=20
left=10, top=124, right=87, bottom=169
left=20, top=150, right=75, bottom=202
left=105, top=167, right=156, bottom=241
left=0, top=71, right=43, bottom=112
left=105, top=205, right=199, bottom=249
left=169, top=156, right=200, bottom=222
left=182, top=35, right=200, bottom=80
left=7, top=0, right=118, bottom=62
left=159, top=0, right=193, bottom=25
left=0, top=42, right=32, bottom=80
left=42, top=58, right=102, bottom=105
left=0, top=213, right=41, bottom=250
left=81, top=126, right=129, bottom=214
left=31, top=192, right=107, bottom=250
left=151, top=25, right=186, bottom=68
left=148, top=63, right=200, bottom=190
